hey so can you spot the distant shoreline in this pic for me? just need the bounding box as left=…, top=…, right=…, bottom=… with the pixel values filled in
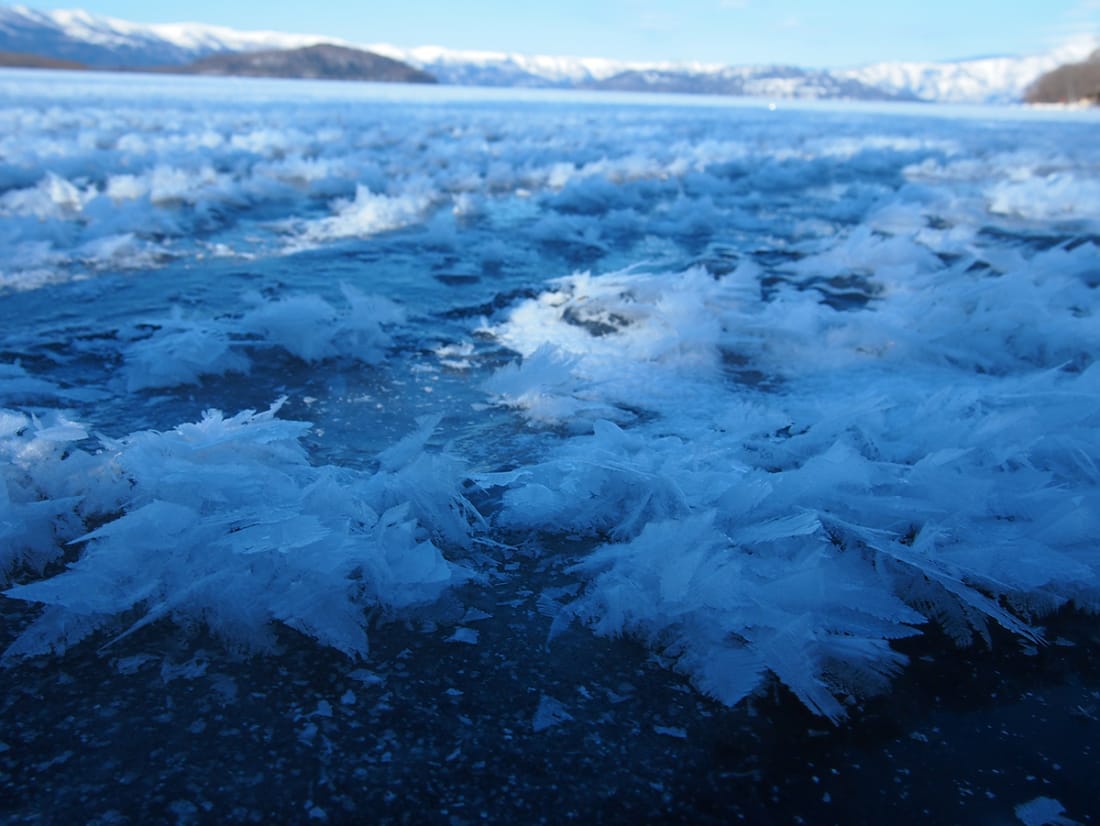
left=4, top=59, right=1099, bottom=111
left=0, top=44, right=436, bottom=85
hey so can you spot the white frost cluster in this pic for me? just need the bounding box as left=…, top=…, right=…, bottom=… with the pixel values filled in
left=0, top=409, right=100, bottom=582
left=3, top=74, right=1099, bottom=722
left=124, top=285, right=404, bottom=390
left=481, top=237, right=1100, bottom=719
left=2, top=401, right=476, bottom=661
left=6, top=73, right=1095, bottom=291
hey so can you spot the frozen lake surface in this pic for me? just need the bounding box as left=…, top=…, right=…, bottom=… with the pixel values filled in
left=1, top=70, right=1099, bottom=823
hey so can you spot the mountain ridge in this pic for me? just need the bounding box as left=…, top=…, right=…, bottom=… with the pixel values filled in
left=1, top=4, right=1097, bottom=103
left=179, top=43, right=436, bottom=84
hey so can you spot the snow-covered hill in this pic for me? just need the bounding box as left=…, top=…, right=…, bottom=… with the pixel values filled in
left=364, top=42, right=707, bottom=88
left=364, top=44, right=910, bottom=100
left=0, top=4, right=333, bottom=67
left=1, top=3, right=1097, bottom=102
left=838, top=36, right=1100, bottom=104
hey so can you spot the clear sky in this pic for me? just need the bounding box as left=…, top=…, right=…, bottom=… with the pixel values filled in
left=19, top=0, right=1100, bottom=67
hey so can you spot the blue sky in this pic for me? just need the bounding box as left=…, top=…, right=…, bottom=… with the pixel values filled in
left=22, top=0, right=1100, bottom=67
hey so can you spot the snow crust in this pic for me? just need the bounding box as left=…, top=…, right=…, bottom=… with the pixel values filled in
left=2, top=74, right=1098, bottom=720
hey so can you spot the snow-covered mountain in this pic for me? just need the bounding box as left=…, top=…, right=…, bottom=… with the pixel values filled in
left=837, top=36, right=1100, bottom=104
left=585, top=65, right=915, bottom=101
left=364, top=42, right=714, bottom=88
left=364, top=44, right=910, bottom=100
left=1, top=3, right=1097, bottom=103
left=0, top=4, right=333, bottom=67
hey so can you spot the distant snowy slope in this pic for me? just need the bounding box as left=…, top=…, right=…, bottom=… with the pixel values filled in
left=0, top=5, right=724, bottom=88
left=839, top=36, right=1100, bottom=104
left=0, top=4, right=336, bottom=67
left=360, top=39, right=1094, bottom=102
left=1, top=3, right=1097, bottom=102
left=592, top=65, right=917, bottom=101
left=363, top=42, right=705, bottom=88
left=368, top=43, right=910, bottom=100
